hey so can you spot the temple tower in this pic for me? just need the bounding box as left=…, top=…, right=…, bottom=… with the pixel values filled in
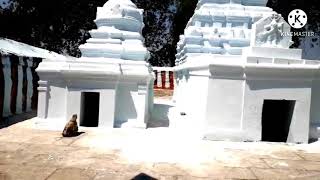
left=173, top=0, right=320, bottom=143
left=79, top=0, right=149, bottom=60
left=36, top=0, right=154, bottom=129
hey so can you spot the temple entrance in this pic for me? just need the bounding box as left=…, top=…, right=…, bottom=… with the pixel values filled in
left=80, top=92, right=100, bottom=127
left=261, top=100, right=295, bottom=142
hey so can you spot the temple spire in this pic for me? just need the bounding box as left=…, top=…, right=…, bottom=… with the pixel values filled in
left=79, top=0, right=149, bottom=61
left=175, top=0, right=275, bottom=65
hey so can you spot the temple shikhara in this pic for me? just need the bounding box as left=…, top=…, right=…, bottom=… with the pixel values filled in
left=173, top=0, right=320, bottom=143
left=1, top=0, right=319, bottom=144
left=3, top=0, right=320, bottom=178
left=79, top=0, right=149, bottom=60
left=36, top=0, right=154, bottom=129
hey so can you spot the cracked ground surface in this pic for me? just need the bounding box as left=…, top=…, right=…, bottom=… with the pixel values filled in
left=0, top=113, right=320, bottom=180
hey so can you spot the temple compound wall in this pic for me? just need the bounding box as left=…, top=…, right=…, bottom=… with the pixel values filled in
left=153, top=67, right=174, bottom=90
left=0, top=54, right=40, bottom=121
left=0, top=38, right=61, bottom=121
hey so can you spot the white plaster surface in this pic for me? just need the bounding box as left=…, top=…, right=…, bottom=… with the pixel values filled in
left=251, top=14, right=292, bottom=48
left=2, top=56, right=12, bottom=117
left=26, top=59, right=33, bottom=111
left=173, top=0, right=320, bottom=143
left=79, top=0, right=148, bottom=60
left=157, top=71, right=162, bottom=88
left=175, top=0, right=275, bottom=65
left=0, top=38, right=67, bottom=60
left=20, top=0, right=320, bottom=143
left=37, top=81, right=48, bottom=119
left=243, top=80, right=312, bottom=142
left=16, top=58, right=23, bottom=114
left=173, top=46, right=320, bottom=143
left=36, top=0, right=154, bottom=130
left=98, top=88, right=117, bottom=127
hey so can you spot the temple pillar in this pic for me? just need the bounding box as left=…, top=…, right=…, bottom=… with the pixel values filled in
left=121, top=84, right=148, bottom=128
left=15, top=57, right=24, bottom=114
left=98, top=88, right=116, bottom=127
left=161, top=71, right=166, bottom=88
left=31, top=58, right=41, bottom=110
left=169, top=71, right=174, bottom=90
left=26, top=58, right=33, bottom=111
left=2, top=56, right=12, bottom=117
left=66, top=90, right=81, bottom=124
left=157, top=71, right=161, bottom=88
left=10, top=55, right=19, bottom=114
left=37, top=80, right=48, bottom=119
left=21, top=58, right=28, bottom=112
left=153, top=70, right=158, bottom=88
left=0, top=54, right=4, bottom=121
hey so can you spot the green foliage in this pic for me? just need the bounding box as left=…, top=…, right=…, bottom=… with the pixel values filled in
left=133, top=0, right=180, bottom=66
left=0, top=0, right=105, bottom=57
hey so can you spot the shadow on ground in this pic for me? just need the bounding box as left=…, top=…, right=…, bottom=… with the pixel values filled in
left=148, top=103, right=173, bottom=128
left=62, top=131, right=86, bottom=138
left=0, top=111, right=37, bottom=129
left=132, top=173, right=158, bottom=180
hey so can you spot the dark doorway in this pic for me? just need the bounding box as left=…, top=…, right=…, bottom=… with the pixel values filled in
left=261, top=100, right=295, bottom=142
left=80, top=92, right=100, bottom=127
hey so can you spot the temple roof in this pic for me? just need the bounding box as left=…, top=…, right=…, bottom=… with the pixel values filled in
left=79, top=0, right=149, bottom=61
left=102, top=0, right=137, bottom=9
left=197, top=0, right=268, bottom=7
left=0, top=38, right=67, bottom=60
left=175, top=0, right=281, bottom=65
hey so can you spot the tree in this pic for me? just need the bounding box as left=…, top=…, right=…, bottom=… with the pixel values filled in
left=133, top=0, right=179, bottom=66
left=0, top=0, right=319, bottom=65
left=0, top=0, right=105, bottom=57
left=267, top=0, right=320, bottom=47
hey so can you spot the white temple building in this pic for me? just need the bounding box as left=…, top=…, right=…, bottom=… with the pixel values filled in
left=173, top=0, right=320, bottom=143
left=33, top=0, right=320, bottom=143
left=36, top=0, right=154, bottom=129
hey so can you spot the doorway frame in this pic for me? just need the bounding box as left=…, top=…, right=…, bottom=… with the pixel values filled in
left=80, top=91, right=100, bottom=127
left=261, top=99, right=296, bottom=142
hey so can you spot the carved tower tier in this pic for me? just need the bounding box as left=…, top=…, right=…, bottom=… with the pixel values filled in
left=36, top=0, right=154, bottom=130
left=172, top=0, right=320, bottom=143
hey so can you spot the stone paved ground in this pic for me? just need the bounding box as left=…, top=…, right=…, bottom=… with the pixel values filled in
left=154, top=89, right=173, bottom=99
left=0, top=115, right=320, bottom=179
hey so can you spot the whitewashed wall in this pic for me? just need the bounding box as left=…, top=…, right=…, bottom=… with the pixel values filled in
left=173, top=53, right=320, bottom=143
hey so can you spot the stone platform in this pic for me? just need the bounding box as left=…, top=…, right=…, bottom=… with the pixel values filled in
left=0, top=114, right=320, bottom=179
